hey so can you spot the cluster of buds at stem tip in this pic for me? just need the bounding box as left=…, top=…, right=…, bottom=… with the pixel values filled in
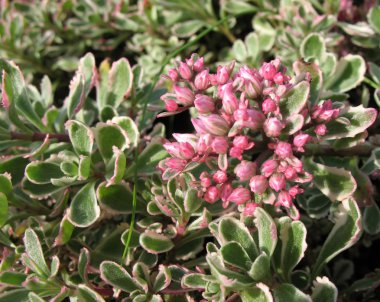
left=158, top=54, right=343, bottom=220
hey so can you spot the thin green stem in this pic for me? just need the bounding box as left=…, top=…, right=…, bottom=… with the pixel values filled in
left=120, top=16, right=232, bottom=265
left=364, top=76, right=380, bottom=89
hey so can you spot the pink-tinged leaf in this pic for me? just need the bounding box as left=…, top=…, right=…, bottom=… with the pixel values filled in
left=1, top=70, right=10, bottom=109
left=139, top=231, right=174, bottom=254
left=313, top=198, right=362, bottom=277
left=157, top=106, right=189, bottom=118
left=254, top=207, right=278, bottom=256
left=107, top=58, right=133, bottom=108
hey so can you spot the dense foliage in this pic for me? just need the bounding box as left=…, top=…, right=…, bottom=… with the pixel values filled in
left=0, top=1, right=380, bottom=301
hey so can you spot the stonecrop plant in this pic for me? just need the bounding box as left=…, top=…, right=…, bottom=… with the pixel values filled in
left=1, top=1, right=380, bottom=302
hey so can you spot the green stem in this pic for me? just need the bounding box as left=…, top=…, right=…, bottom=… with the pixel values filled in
left=364, top=76, right=380, bottom=89
left=120, top=16, right=233, bottom=265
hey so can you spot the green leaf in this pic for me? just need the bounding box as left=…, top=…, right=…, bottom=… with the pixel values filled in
left=245, top=32, right=259, bottom=59
left=233, top=39, right=248, bottom=61
left=65, top=120, right=93, bottom=156
left=25, top=162, right=65, bottom=185
left=221, top=241, right=252, bottom=270
left=254, top=207, right=277, bottom=257
left=323, top=105, right=377, bottom=140
left=273, top=284, right=311, bottom=302
left=54, top=217, right=74, bottom=246
left=0, top=272, right=27, bottom=286
left=218, top=217, right=259, bottom=260
left=78, top=248, right=90, bottom=283
left=140, top=231, right=174, bottom=254
left=300, top=33, right=326, bottom=62
left=95, top=123, right=129, bottom=162
left=293, top=60, right=323, bottom=105
left=368, top=62, right=380, bottom=84
left=172, top=20, right=205, bottom=37
left=313, top=198, right=362, bottom=276
left=311, top=276, right=338, bottom=302
left=105, top=147, right=126, bottom=185
left=40, top=75, right=53, bottom=108
left=78, top=156, right=91, bottom=180
left=107, top=58, right=133, bottom=108
left=0, top=289, right=29, bottom=302
left=368, top=6, right=380, bottom=34
left=0, top=193, right=8, bottom=227
left=248, top=252, right=270, bottom=282
left=153, top=265, right=171, bottom=293
left=67, top=53, right=96, bottom=118
left=97, top=182, right=146, bottom=214
left=363, top=203, right=380, bottom=235
left=0, top=173, right=13, bottom=197
left=50, top=256, right=59, bottom=277
left=283, top=114, right=305, bottom=135
left=68, top=182, right=100, bottom=227
left=184, top=188, right=202, bottom=213
left=253, top=17, right=276, bottom=51
left=77, top=284, right=105, bottom=302
left=279, top=81, right=310, bottom=118
left=28, top=292, right=46, bottom=302
left=0, top=59, right=45, bottom=131
left=324, top=55, right=366, bottom=93
left=240, top=284, right=273, bottom=302
left=223, top=0, right=257, bottom=15
left=23, top=228, right=50, bottom=278
left=181, top=273, right=207, bottom=289
left=278, top=217, right=307, bottom=281
left=100, top=261, right=142, bottom=293
left=112, top=116, right=139, bottom=147
left=126, top=143, right=168, bottom=177
left=304, top=158, right=357, bottom=202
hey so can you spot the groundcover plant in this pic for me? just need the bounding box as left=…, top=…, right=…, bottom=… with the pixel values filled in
left=1, top=1, right=380, bottom=301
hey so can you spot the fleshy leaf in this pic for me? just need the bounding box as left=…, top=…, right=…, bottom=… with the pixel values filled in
left=293, top=60, right=322, bottom=104
left=313, top=198, right=362, bottom=276
left=248, top=252, right=270, bottom=282
left=65, top=120, right=93, bottom=156
left=304, top=158, right=357, bottom=202
left=68, top=182, right=100, bottom=227
left=25, top=162, right=65, bottom=185
left=368, top=7, right=380, bottom=34
left=95, top=123, right=129, bottom=161
left=300, top=33, right=326, bottom=62
left=254, top=207, right=277, bottom=257
left=77, top=284, right=105, bottom=302
left=221, top=241, right=252, bottom=270
left=324, top=55, right=365, bottom=93
left=100, top=261, right=142, bottom=293
left=140, top=231, right=174, bottom=254
left=23, top=228, right=50, bottom=278
left=363, top=203, right=380, bottom=235
left=240, top=283, right=273, bottom=302
left=273, top=284, right=312, bottom=302
left=112, top=116, right=139, bottom=147
left=279, top=81, right=310, bottom=118
left=0, top=193, right=8, bottom=227
left=311, top=276, right=338, bottom=302
left=107, top=58, right=133, bottom=108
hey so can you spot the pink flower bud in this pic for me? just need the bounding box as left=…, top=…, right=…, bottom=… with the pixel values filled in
left=194, top=70, right=210, bottom=90
left=234, top=160, right=256, bottom=181
left=277, top=191, right=293, bottom=208
left=260, top=62, right=277, bottom=80
left=174, top=85, right=194, bottom=106
left=227, top=187, right=251, bottom=205
left=232, top=136, right=254, bottom=150
left=194, top=95, right=215, bottom=114
left=243, top=109, right=265, bottom=130
left=168, top=68, right=179, bottom=82
left=269, top=173, right=286, bottom=192
left=211, top=137, right=229, bottom=154
left=220, top=182, right=233, bottom=202
left=191, top=118, right=207, bottom=134
left=275, top=142, right=293, bottom=158
left=193, top=57, right=204, bottom=72
left=204, top=186, right=220, bottom=204
left=249, top=175, right=268, bottom=194
left=200, top=172, right=211, bottom=188
left=261, top=159, right=278, bottom=177
left=262, top=98, right=277, bottom=114
left=284, top=166, right=297, bottom=180
left=213, top=170, right=228, bottom=184
left=289, top=185, right=304, bottom=197
left=165, top=158, right=187, bottom=171
left=179, top=142, right=195, bottom=159
left=165, top=99, right=178, bottom=112
left=234, top=108, right=249, bottom=121
left=314, top=124, right=327, bottom=136
left=222, top=85, right=238, bottom=114
left=179, top=62, right=192, bottom=80
left=243, top=202, right=258, bottom=216
left=198, top=114, right=229, bottom=136
left=263, top=117, right=284, bottom=137
left=229, top=147, right=244, bottom=160
left=293, top=133, right=311, bottom=148
left=273, top=72, right=285, bottom=84
left=216, top=66, right=230, bottom=84
left=197, top=134, right=212, bottom=153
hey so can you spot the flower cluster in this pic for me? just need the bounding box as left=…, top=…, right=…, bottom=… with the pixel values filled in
left=158, top=54, right=341, bottom=218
